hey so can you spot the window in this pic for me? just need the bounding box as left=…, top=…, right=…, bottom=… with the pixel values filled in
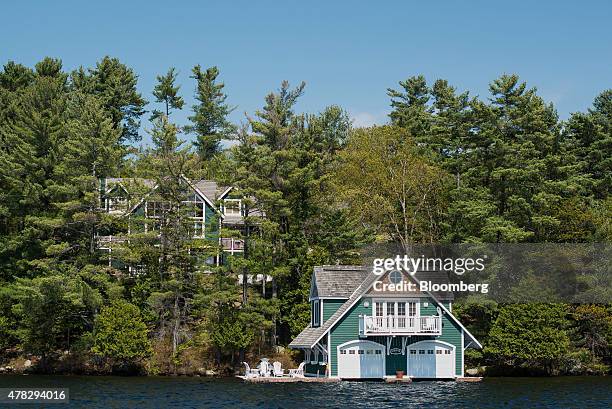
left=410, top=350, right=416, bottom=355
left=375, top=350, right=382, bottom=355
left=389, top=270, right=402, bottom=284
left=312, top=300, right=320, bottom=327
left=193, top=222, right=204, bottom=237
left=358, top=350, right=364, bottom=355
left=407, top=301, right=417, bottom=317
left=349, top=350, right=355, bottom=354
left=397, top=302, right=406, bottom=316
left=419, top=350, right=425, bottom=354
left=224, top=199, right=241, bottom=216
left=445, top=350, right=451, bottom=355
left=387, top=302, right=395, bottom=316
left=436, top=350, right=442, bottom=354
left=428, top=350, right=434, bottom=354
left=366, top=350, right=373, bottom=354
left=146, top=201, right=169, bottom=218
left=108, top=196, right=127, bottom=212
left=340, top=350, right=346, bottom=354
left=375, top=302, right=384, bottom=317
left=191, top=203, right=204, bottom=218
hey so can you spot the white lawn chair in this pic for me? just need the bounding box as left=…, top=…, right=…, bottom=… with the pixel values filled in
left=288, top=362, right=305, bottom=378
left=258, top=359, right=271, bottom=377
left=272, top=361, right=284, bottom=377
left=242, top=362, right=259, bottom=378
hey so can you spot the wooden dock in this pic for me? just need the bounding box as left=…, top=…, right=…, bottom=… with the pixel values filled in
left=238, top=376, right=340, bottom=383
left=456, top=377, right=483, bottom=382
left=385, top=377, right=413, bottom=383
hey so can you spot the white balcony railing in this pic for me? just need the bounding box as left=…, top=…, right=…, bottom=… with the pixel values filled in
left=359, top=315, right=442, bottom=336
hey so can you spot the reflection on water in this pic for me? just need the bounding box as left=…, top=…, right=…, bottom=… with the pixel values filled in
left=0, top=375, right=610, bottom=408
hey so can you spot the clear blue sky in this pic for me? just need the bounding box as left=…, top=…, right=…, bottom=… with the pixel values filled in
left=2, top=0, right=611, bottom=145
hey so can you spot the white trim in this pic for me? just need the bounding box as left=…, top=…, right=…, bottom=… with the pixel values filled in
left=327, top=332, right=331, bottom=376
left=461, top=329, right=465, bottom=377
left=218, top=186, right=233, bottom=200
left=183, top=176, right=222, bottom=216
left=309, top=296, right=348, bottom=301
left=320, top=300, right=324, bottom=325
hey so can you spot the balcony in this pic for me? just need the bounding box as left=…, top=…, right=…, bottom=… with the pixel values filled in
left=359, top=315, right=442, bottom=336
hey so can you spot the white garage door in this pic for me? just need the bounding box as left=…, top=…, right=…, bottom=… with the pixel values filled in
left=337, top=340, right=385, bottom=379
left=407, top=341, right=455, bottom=379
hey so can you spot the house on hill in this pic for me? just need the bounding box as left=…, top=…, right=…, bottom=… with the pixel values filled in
left=97, top=176, right=248, bottom=268
left=289, top=265, right=482, bottom=379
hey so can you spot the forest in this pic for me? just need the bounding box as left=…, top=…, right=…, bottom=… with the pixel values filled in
left=0, top=56, right=610, bottom=376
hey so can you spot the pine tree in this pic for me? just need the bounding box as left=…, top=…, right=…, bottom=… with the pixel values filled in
left=187, top=65, right=235, bottom=159
left=150, top=67, right=184, bottom=121
left=71, top=56, right=146, bottom=143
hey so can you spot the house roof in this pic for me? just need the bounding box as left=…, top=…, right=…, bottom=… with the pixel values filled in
left=310, top=265, right=369, bottom=300
left=105, top=177, right=229, bottom=205
left=289, top=266, right=481, bottom=350
left=290, top=269, right=380, bottom=348
left=194, top=180, right=232, bottom=202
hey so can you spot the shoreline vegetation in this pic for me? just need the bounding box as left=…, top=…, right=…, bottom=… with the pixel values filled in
left=0, top=57, right=610, bottom=379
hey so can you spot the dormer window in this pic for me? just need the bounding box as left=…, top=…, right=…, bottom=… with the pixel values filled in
left=224, top=199, right=242, bottom=216
left=312, top=300, right=321, bottom=327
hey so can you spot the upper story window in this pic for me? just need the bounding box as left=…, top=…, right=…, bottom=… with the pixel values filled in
left=312, top=300, right=321, bottom=327
left=223, top=199, right=242, bottom=216
left=107, top=196, right=127, bottom=212
left=146, top=201, right=169, bottom=218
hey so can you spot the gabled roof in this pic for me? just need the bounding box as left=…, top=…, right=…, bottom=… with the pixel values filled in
left=194, top=180, right=232, bottom=202
left=289, top=266, right=482, bottom=350
left=119, top=176, right=225, bottom=217
left=309, top=265, right=369, bottom=300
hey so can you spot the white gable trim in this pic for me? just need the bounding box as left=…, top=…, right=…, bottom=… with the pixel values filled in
left=181, top=175, right=223, bottom=218
left=218, top=186, right=233, bottom=200
left=124, top=175, right=224, bottom=220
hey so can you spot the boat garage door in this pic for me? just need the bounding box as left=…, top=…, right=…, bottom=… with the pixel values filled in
left=407, top=340, right=455, bottom=379
left=337, top=340, right=385, bottom=379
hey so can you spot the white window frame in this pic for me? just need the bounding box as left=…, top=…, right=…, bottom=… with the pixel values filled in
left=372, top=299, right=420, bottom=317
left=223, top=199, right=242, bottom=216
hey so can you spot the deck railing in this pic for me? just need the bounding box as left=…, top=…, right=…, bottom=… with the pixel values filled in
left=359, top=315, right=441, bottom=336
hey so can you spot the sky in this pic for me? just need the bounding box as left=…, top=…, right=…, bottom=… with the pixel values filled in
left=1, top=0, right=611, bottom=145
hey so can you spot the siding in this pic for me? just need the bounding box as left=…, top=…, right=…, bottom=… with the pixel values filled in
left=329, top=297, right=463, bottom=377
left=323, top=300, right=345, bottom=322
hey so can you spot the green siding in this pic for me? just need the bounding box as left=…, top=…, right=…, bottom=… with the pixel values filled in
left=329, top=297, right=463, bottom=377
left=323, top=299, right=345, bottom=322
left=329, top=299, right=370, bottom=377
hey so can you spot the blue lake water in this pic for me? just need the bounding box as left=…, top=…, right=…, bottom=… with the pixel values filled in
left=0, top=375, right=610, bottom=408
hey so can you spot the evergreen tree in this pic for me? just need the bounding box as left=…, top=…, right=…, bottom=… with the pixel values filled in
left=72, top=56, right=146, bottom=143
left=485, top=303, right=571, bottom=373
left=150, top=67, right=184, bottom=121
left=187, top=65, right=235, bottom=159
left=564, top=90, right=612, bottom=199
left=92, top=300, right=152, bottom=371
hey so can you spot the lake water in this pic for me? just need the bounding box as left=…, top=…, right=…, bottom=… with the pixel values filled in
left=0, top=375, right=610, bottom=408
